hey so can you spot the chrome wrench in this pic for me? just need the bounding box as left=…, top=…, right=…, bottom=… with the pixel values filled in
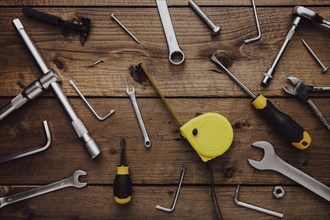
left=0, top=170, right=87, bottom=209
left=156, top=0, right=185, bottom=65
left=126, top=87, right=151, bottom=148
left=248, top=141, right=330, bottom=202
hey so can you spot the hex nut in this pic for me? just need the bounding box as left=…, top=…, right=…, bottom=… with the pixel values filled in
left=273, top=186, right=285, bottom=199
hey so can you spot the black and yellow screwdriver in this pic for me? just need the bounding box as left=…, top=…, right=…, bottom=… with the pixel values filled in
left=114, top=137, right=132, bottom=204
left=210, top=54, right=311, bottom=149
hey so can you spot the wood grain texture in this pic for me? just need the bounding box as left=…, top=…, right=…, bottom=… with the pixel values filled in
left=0, top=0, right=329, bottom=6
left=0, top=7, right=329, bottom=97
left=0, top=185, right=329, bottom=219
left=1, top=2, right=330, bottom=220
left=1, top=98, right=329, bottom=185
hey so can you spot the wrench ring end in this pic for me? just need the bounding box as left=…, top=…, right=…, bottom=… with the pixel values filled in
left=169, top=50, right=185, bottom=65
left=145, top=140, right=152, bottom=148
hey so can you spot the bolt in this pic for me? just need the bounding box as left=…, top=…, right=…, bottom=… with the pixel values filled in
left=110, top=14, right=140, bottom=44
left=188, top=0, right=221, bottom=36
left=301, top=39, right=328, bottom=73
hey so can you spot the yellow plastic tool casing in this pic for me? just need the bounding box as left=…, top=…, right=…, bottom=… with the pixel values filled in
left=180, top=112, right=234, bottom=162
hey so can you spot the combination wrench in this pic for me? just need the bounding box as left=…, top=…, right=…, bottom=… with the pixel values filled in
left=0, top=170, right=87, bottom=209
left=248, top=141, right=330, bottom=202
left=126, top=87, right=151, bottom=148
left=156, top=0, right=185, bottom=65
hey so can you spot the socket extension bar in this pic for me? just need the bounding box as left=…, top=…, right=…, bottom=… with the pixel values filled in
left=0, top=19, right=100, bottom=159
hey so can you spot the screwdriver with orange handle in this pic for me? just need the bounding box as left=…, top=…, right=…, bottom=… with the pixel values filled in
left=114, top=137, right=132, bottom=204
left=210, top=54, right=311, bottom=149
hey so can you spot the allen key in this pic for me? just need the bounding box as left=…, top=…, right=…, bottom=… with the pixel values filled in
left=69, top=80, right=115, bottom=121
left=244, top=0, right=261, bottom=44
left=234, top=185, right=283, bottom=218
left=0, top=121, right=51, bottom=165
left=156, top=166, right=186, bottom=212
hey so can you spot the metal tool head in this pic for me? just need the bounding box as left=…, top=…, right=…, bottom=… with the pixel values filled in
left=79, top=17, right=90, bottom=46
left=71, top=170, right=87, bottom=188
left=282, top=77, right=307, bottom=97
left=126, top=87, right=136, bottom=96
left=293, top=6, right=324, bottom=23
left=248, top=141, right=276, bottom=170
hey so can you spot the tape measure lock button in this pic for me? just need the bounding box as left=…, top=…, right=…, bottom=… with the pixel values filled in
left=180, top=112, right=234, bottom=162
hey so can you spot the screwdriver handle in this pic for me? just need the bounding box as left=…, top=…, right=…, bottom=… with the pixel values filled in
left=252, top=94, right=312, bottom=149
left=22, top=7, right=63, bottom=25
left=114, top=166, right=132, bottom=204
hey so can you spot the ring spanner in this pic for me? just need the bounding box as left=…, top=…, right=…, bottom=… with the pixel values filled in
left=248, top=141, right=330, bottom=202
left=0, top=170, right=87, bottom=209
left=156, top=0, right=185, bottom=65
left=126, top=87, right=151, bottom=148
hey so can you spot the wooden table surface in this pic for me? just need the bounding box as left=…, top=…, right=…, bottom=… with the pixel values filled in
left=0, top=1, right=329, bottom=219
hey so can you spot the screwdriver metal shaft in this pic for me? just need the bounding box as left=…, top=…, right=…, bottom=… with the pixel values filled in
left=210, top=55, right=256, bottom=98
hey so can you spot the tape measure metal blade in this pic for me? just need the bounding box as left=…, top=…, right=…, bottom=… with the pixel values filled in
left=180, top=112, right=233, bottom=162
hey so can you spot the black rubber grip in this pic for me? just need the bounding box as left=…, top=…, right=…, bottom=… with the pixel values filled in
left=256, top=100, right=305, bottom=143
left=114, top=174, right=132, bottom=199
left=22, top=7, right=62, bottom=25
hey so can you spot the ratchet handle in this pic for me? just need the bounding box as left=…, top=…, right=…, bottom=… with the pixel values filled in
left=252, top=94, right=312, bottom=149
left=114, top=166, right=132, bottom=204
left=23, top=7, right=62, bottom=25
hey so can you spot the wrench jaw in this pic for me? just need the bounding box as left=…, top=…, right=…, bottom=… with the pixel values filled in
left=72, top=170, right=87, bottom=188
left=248, top=141, right=276, bottom=170
left=169, top=50, right=185, bottom=66
left=283, top=77, right=303, bottom=96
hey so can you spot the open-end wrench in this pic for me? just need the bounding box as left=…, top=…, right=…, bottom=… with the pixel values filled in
left=248, top=141, right=330, bottom=202
left=0, top=170, right=87, bottom=209
left=156, top=0, right=185, bottom=65
left=126, top=87, right=151, bottom=148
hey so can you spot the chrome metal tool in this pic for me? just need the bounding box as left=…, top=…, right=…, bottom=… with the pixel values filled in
left=0, top=170, right=87, bottom=209
left=234, top=185, right=283, bottom=218
left=156, top=166, right=186, bottom=212
left=301, top=39, right=328, bottom=73
left=283, top=76, right=330, bottom=130
left=156, top=0, right=185, bottom=65
left=262, top=6, right=330, bottom=86
left=188, top=0, right=221, bottom=36
left=0, top=121, right=51, bottom=165
left=248, top=141, right=330, bottom=202
left=70, top=80, right=115, bottom=121
left=126, top=87, right=151, bottom=148
left=111, top=14, right=140, bottom=44
left=244, top=0, right=261, bottom=43
left=0, top=19, right=100, bottom=159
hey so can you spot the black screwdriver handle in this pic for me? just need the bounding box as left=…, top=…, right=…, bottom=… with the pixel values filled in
left=114, top=166, right=132, bottom=204
left=252, top=94, right=312, bottom=149
left=22, top=7, right=63, bottom=25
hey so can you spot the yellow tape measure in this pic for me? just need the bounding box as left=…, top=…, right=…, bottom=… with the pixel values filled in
left=136, top=64, right=233, bottom=162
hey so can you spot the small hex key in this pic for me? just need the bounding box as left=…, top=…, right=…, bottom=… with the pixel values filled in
left=70, top=80, right=115, bottom=121
left=0, top=121, right=51, bottom=165
left=244, top=0, right=261, bottom=44
left=156, top=166, right=186, bottom=212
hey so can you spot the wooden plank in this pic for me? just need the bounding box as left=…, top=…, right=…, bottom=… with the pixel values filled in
left=0, top=185, right=329, bottom=219
left=0, top=0, right=329, bottom=6
left=1, top=98, right=329, bottom=185
left=0, top=7, right=329, bottom=97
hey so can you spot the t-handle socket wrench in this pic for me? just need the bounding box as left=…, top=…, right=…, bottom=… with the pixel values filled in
left=156, top=0, right=185, bottom=65
left=126, top=87, right=151, bottom=148
left=0, top=170, right=87, bottom=209
left=0, top=19, right=100, bottom=159
left=262, top=6, right=330, bottom=86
